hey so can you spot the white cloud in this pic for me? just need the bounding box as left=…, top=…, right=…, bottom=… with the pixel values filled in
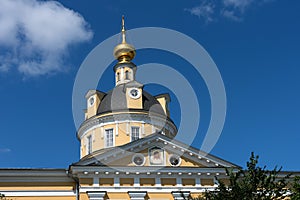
left=221, top=9, right=243, bottom=21
left=0, top=0, right=93, bottom=76
left=221, top=0, right=255, bottom=20
left=186, top=0, right=274, bottom=22
left=223, top=0, right=254, bottom=12
left=185, top=1, right=215, bottom=23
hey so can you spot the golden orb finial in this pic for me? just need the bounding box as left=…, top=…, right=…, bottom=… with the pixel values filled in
left=113, top=16, right=136, bottom=62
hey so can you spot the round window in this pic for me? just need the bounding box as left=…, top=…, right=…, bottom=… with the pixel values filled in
left=132, top=154, right=145, bottom=166
left=169, top=154, right=181, bottom=167
left=89, top=96, right=95, bottom=107
left=128, top=88, right=141, bottom=99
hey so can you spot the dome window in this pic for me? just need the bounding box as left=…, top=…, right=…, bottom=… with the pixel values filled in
left=117, top=72, right=120, bottom=81
left=125, top=70, right=129, bottom=80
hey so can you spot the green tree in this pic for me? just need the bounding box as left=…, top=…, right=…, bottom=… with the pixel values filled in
left=291, top=176, right=300, bottom=200
left=194, top=152, right=290, bottom=200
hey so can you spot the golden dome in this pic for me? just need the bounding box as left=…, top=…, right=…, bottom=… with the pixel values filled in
left=113, top=16, right=136, bottom=62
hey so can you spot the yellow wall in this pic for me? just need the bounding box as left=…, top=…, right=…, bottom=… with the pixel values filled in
left=147, top=193, right=174, bottom=200
left=86, top=94, right=101, bottom=119
left=107, top=193, right=130, bottom=200
left=156, top=97, right=167, bottom=116
left=77, top=191, right=207, bottom=200
left=126, top=87, right=142, bottom=109
left=79, top=193, right=89, bottom=200
left=81, top=121, right=163, bottom=157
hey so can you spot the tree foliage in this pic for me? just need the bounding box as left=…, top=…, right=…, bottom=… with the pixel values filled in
left=0, top=193, right=11, bottom=200
left=196, top=152, right=290, bottom=200
left=291, top=176, right=300, bottom=200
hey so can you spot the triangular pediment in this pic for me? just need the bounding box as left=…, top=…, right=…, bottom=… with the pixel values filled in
left=73, top=133, right=239, bottom=169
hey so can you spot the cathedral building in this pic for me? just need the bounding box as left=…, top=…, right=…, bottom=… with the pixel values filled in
left=0, top=18, right=241, bottom=200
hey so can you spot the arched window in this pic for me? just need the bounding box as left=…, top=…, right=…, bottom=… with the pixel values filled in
left=125, top=70, right=129, bottom=80
left=117, top=72, right=120, bottom=81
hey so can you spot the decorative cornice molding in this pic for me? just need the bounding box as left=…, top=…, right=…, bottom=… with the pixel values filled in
left=70, top=165, right=231, bottom=177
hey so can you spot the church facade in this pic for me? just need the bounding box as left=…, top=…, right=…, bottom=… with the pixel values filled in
left=0, top=18, right=242, bottom=200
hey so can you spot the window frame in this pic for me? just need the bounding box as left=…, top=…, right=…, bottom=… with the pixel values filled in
left=104, top=128, right=114, bottom=148
left=116, top=72, right=120, bottom=82
left=130, top=126, right=140, bottom=142
left=125, top=70, right=129, bottom=80
left=87, top=135, right=92, bottom=154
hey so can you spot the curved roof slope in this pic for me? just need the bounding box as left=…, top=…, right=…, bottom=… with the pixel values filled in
left=97, top=84, right=166, bottom=116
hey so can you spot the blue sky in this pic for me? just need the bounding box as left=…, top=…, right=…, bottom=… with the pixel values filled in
left=0, top=0, right=299, bottom=170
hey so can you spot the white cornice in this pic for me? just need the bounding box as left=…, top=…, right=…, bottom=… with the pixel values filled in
left=79, top=186, right=217, bottom=193
left=1, top=191, right=75, bottom=197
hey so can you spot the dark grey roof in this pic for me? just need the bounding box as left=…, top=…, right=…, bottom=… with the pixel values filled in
left=97, top=84, right=166, bottom=116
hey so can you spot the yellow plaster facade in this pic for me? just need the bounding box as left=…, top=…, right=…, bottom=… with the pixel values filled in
left=79, top=116, right=175, bottom=158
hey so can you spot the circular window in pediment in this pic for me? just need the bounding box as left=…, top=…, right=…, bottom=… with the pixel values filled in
left=169, top=154, right=181, bottom=167
left=132, top=153, right=145, bottom=166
